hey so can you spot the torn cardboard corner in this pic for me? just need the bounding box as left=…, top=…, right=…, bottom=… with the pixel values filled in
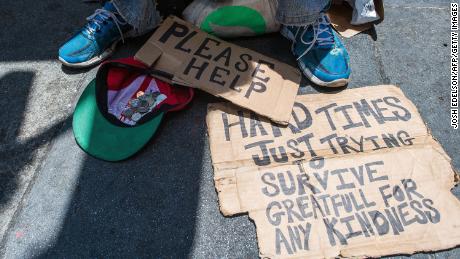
left=206, top=85, right=460, bottom=258
left=135, top=16, right=301, bottom=125
left=329, top=0, right=384, bottom=38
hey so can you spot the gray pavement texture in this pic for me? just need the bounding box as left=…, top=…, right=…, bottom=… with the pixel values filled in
left=0, top=0, right=459, bottom=258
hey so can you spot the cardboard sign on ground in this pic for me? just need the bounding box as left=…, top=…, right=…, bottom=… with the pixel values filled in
left=206, top=85, right=460, bottom=258
left=135, top=16, right=301, bottom=125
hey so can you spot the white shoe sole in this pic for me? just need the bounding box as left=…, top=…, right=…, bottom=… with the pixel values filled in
left=59, top=40, right=119, bottom=68
left=281, top=26, right=349, bottom=88
left=302, top=64, right=349, bottom=88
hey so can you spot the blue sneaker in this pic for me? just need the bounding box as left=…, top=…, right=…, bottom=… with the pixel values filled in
left=59, top=2, right=132, bottom=68
left=281, top=14, right=351, bottom=87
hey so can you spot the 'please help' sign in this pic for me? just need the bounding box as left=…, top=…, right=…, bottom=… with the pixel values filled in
left=136, top=16, right=301, bottom=125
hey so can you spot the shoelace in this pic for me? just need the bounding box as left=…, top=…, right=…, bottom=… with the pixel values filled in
left=294, top=14, right=335, bottom=61
left=85, top=8, right=127, bottom=43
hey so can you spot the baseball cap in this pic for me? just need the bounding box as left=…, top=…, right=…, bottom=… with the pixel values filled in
left=72, top=57, right=194, bottom=161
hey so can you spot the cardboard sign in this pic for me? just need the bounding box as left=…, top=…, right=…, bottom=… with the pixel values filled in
left=135, top=16, right=301, bottom=125
left=206, top=85, right=460, bottom=258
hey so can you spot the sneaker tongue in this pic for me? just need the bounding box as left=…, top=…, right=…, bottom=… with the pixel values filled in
left=316, top=24, right=334, bottom=49
left=86, top=3, right=120, bottom=30
left=102, top=2, right=128, bottom=25
left=300, top=26, right=315, bottom=44
left=299, top=17, right=335, bottom=49
left=103, top=1, right=118, bottom=13
left=317, top=31, right=334, bottom=48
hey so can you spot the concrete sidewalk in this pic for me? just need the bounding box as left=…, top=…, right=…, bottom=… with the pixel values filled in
left=0, top=0, right=459, bottom=258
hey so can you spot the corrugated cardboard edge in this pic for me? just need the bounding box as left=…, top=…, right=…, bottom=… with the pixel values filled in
left=135, top=40, right=163, bottom=67
left=206, top=103, right=245, bottom=215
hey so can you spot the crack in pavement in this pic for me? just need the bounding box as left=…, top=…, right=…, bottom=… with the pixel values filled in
left=371, top=39, right=391, bottom=85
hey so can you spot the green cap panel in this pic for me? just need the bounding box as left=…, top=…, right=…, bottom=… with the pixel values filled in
left=201, top=6, right=267, bottom=36
left=72, top=80, right=163, bottom=161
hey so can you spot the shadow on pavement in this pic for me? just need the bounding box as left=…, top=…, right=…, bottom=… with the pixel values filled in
left=0, top=0, right=96, bottom=62
left=0, top=72, right=35, bottom=209
left=0, top=72, right=69, bottom=210
left=34, top=91, right=218, bottom=257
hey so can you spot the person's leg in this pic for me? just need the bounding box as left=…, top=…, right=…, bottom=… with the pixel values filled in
left=277, top=0, right=351, bottom=88
left=112, top=0, right=161, bottom=37
left=276, top=0, right=330, bottom=26
left=59, top=0, right=160, bottom=68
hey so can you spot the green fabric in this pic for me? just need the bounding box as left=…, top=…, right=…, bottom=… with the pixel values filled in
left=72, top=79, right=163, bottom=161
left=201, top=6, right=267, bottom=35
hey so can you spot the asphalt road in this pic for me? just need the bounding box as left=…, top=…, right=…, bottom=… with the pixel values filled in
left=0, top=0, right=459, bottom=258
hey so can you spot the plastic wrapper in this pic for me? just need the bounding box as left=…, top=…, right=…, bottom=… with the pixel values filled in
left=345, top=0, right=380, bottom=25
